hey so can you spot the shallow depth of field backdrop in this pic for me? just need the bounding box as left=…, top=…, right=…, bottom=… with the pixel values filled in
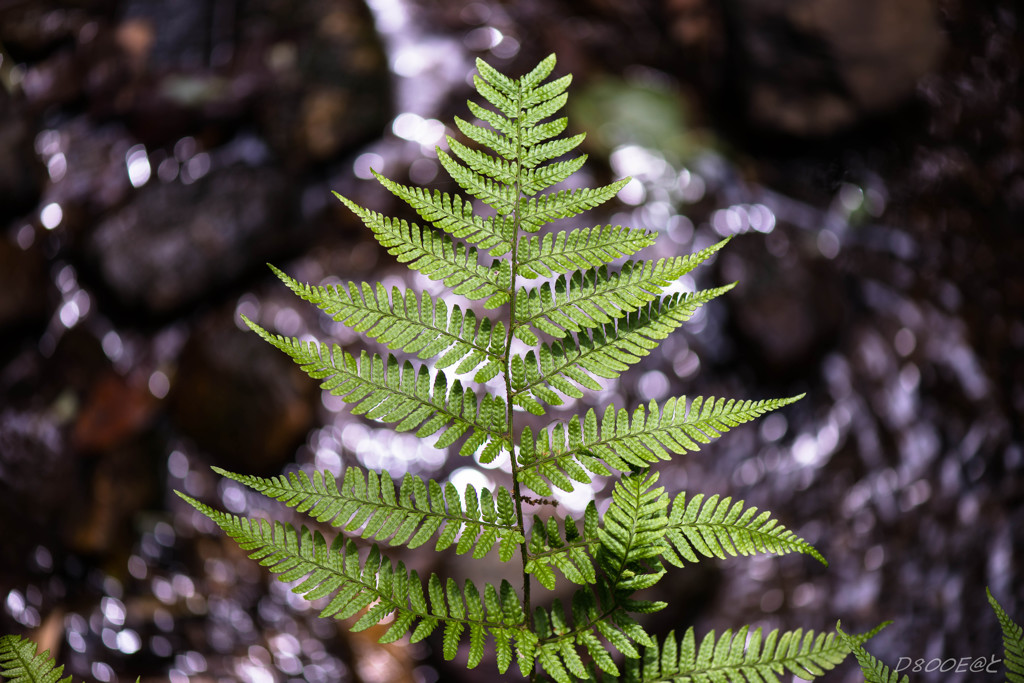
left=0, top=1, right=1021, bottom=681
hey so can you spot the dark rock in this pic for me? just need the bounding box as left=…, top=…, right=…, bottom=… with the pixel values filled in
left=0, top=236, right=50, bottom=333
left=169, top=307, right=317, bottom=473
left=0, top=92, right=44, bottom=221
left=86, top=165, right=292, bottom=315
left=720, top=232, right=846, bottom=378
left=0, top=409, right=78, bottom=575
left=726, top=0, right=947, bottom=136
left=252, top=0, right=392, bottom=166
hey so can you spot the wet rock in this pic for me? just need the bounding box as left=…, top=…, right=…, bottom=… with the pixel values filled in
left=0, top=92, right=44, bottom=222
left=720, top=232, right=846, bottom=378
left=169, top=308, right=317, bottom=473
left=254, top=0, right=391, bottom=166
left=727, top=0, right=947, bottom=136
left=0, top=236, right=49, bottom=333
left=0, top=409, right=79, bottom=574
left=71, top=371, right=159, bottom=455
left=86, top=165, right=292, bottom=315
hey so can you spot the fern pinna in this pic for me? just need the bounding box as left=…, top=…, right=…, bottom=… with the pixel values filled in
left=178, top=54, right=868, bottom=682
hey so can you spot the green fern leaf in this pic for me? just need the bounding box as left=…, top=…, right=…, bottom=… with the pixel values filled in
left=214, top=52, right=818, bottom=682
left=531, top=583, right=656, bottom=682
left=332, top=193, right=511, bottom=308
left=212, top=465, right=523, bottom=558
left=836, top=622, right=905, bottom=683
left=521, top=394, right=803, bottom=494
left=515, top=286, right=735, bottom=408
left=177, top=492, right=525, bottom=665
left=525, top=503, right=600, bottom=589
left=597, top=470, right=669, bottom=592
left=515, top=238, right=730, bottom=339
left=518, top=181, right=630, bottom=233
left=621, top=623, right=886, bottom=682
left=0, top=635, right=72, bottom=683
left=516, top=225, right=658, bottom=279
left=243, top=317, right=508, bottom=456
left=663, top=492, right=826, bottom=567
left=372, top=169, right=514, bottom=254
left=268, top=266, right=504, bottom=376
left=987, top=587, right=1024, bottom=682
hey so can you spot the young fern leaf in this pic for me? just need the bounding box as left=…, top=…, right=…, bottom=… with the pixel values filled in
left=184, top=53, right=834, bottom=682
left=662, top=492, right=827, bottom=567
left=525, top=503, right=601, bottom=589
left=597, top=471, right=670, bottom=592
left=515, top=238, right=730, bottom=340
left=514, top=286, right=736, bottom=410
left=333, top=194, right=512, bottom=308
left=520, top=395, right=803, bottom=495
left=987, top=587, right=1024, bottom=682
left=0, top=635, right=72, bottom=683
left=835, top=622, right=906, bottom=683
left=616, top=623, right=888, bottom=683
left=268, top=265, right=505, bottom=378
left=177, top=493, right=532, bottom=670
left=213, top=466, right=524, bottom=560
left=242, top=317, right=508, bottom=456
left=516, top=225, right=658, bottom=279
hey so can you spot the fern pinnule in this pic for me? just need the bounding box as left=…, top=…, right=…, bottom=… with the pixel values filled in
left=519, top=394, right=804, bottom=495
left=516, top=225, right=657, bottom=279
left=269, top=264, right=505, bottom=377
left=212, top=465, right=523, bottom=560
left=663, top=491, right=828, bottom=567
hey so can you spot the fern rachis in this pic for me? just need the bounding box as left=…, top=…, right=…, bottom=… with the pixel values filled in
left=177, top=53, right=875, bottom=681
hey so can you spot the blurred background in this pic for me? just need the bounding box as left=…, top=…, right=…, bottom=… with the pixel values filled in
left=1, top=0, right=1021, bottom=681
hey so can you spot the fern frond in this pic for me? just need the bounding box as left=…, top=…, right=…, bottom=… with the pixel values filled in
left=268, top=267, right=505, bottom=379
left=516, top=238, right=730, bottom=339
left=520, top=395, right=802, bottom=494
left=988, top=587, right=1024, bottom=682
left=663, top=492, right=827, bottom=567
left=333, top=193, right=511, bottom=308
left=521, top=134, right=587, bottom=170
left=0, top=635, right=72, bottom=683
left=439, top=142, right=519, bottom=212
left=178, top=493, right=531, bottom=670
left=620, top=623, right=884, bottom=683
left=515, top=286, right=735, bottom=408
left=517, top=225, right=658, bottom=279
left=213, top=465, right=523, bottom=561
left=518, top=181, right=630, bottom=233
left=532, top=583, right=659, bottom=682
left=520, top=155, right=588, bottom=196
left=597, top=470, right=669, bottom=592
left=445, top=137, right=518, bottom=193
left=836, top=622, right=905, bottom=683
left=243, top=318, right=509, bottom=456
left=372, top=170, right=513, bottom=254
left=525, top=503, right=600, bottom=590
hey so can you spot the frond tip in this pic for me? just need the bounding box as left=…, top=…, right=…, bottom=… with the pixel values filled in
left=836, top=621, right=905, bottom=683
left=662, top=491, right=827, bottom=567
left=987, top=587, right=1024, bottom=682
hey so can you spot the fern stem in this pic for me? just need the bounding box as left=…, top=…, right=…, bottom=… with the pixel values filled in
left=503, top=77, right=535, bottom=680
